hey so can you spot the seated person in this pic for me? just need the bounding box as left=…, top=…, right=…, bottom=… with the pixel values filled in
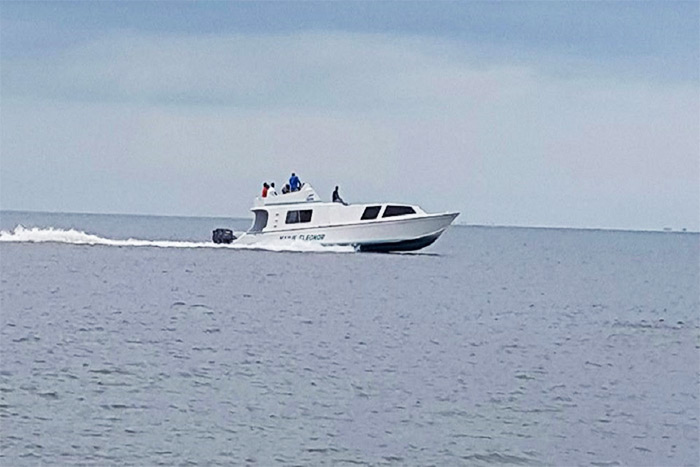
left=332, top=186, right=348, bottom=205
left=281, top=184, right=290, bottom=194
left=268, top=182, right=278, bottom=196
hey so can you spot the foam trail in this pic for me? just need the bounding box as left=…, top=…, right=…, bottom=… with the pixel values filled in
left=0, top=225, right=355, bottom=253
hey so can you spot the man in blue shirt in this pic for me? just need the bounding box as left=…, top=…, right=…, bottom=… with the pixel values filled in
left=289, top=172, right=301, bottom=192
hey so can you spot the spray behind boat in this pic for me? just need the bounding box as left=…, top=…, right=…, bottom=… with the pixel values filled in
left=212, top=228, right=236, bottom=244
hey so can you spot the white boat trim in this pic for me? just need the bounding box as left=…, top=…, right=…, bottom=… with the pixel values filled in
left=245, top=211, right=458, bottom=236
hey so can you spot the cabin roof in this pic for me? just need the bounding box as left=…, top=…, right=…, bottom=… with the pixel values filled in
left=253, top=184, right=321, bottom=208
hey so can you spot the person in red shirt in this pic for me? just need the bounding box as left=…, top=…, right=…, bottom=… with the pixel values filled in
left=262, top=182, right=269, bottom=197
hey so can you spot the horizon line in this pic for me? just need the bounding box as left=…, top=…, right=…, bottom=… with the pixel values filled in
left=1, top=208, right=697, bottom=235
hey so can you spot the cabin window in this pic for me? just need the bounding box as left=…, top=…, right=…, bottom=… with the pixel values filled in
left=250, top=210, right=268, bottom=232
left=361, top=206, right=381, bottom=220
left=286, top=209, right=312, bottom=224
left=382, top=205, right=416, bottom=218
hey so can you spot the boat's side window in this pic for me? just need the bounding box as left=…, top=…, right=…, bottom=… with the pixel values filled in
left=299, top=210, right=312, bottom=223
left=361, top=206, right=381, bottom=220
left=383, top=205, right=416, bottom=218
left=286, top=209, right=313, bottom=224
left=286, top=210, right=299, bottom=224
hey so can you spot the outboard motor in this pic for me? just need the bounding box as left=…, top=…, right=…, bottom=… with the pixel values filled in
left=212, top=228, right=236, bottom=244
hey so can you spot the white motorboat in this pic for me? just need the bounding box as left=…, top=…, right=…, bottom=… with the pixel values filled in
left=213, top=184, right=459, bottom=252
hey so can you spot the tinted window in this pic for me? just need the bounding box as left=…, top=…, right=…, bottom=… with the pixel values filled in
left=299, top=210, right=312, bottom=223
left=286, top=210, right=298, bottom=224
left=286, top=209, right=313, bottom=224
left=383, top=205, right=416, bottom=218
left=361, top=206, right=381, bottom=220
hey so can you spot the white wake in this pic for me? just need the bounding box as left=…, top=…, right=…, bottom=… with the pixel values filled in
left=0, top=225, right=354, bottom=253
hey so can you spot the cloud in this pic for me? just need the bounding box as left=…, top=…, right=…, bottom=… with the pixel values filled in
left=1, top=31, right=698, bottom=230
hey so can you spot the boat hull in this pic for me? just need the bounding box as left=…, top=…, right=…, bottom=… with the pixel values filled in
left=356, top=230, right=443, bottom=252
left=233, top=212, right=458, bottom=252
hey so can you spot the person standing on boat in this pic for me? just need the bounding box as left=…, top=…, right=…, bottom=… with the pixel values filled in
left=261, top=182, right=269, bottom=198
left=289, top=173, right=301, bottom=192
left=268, top=182, right=277, bottom=196
left=332, top=186, right=348, bottom=205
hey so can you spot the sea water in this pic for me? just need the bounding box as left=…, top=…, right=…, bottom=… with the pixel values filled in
left=1, top=211, right=698, bottom=466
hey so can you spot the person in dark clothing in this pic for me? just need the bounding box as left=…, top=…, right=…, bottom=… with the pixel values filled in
left=332, top=186, right=348, bottom=205
left=289, top=173, right=301, bottom=192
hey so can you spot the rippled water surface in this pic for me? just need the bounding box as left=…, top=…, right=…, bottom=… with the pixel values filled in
left=1, top=211, right=698, bottom=465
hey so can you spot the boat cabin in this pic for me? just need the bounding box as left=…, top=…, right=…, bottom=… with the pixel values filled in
left=248, top=184, right=424, bottom=233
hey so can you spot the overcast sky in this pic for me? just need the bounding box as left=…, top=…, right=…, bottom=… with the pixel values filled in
left=1, top=2, right=698, bottom=231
